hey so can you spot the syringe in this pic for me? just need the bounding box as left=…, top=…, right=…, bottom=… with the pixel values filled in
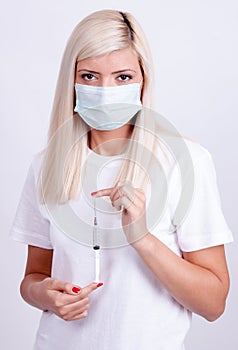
left=93, top=197, right=100, bottom=283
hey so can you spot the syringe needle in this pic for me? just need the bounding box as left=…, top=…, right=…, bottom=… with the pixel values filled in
left=93, top=196, right=97, bottom=218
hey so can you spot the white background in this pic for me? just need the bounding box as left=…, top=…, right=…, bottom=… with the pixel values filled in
left=1, top=0, right=237, bottom=349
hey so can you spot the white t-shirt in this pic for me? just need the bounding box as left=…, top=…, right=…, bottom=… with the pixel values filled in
left=10, top=138, right=233, bottom=350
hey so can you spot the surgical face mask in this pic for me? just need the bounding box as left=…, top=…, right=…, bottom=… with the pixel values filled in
left=74, top=82, right=142, bottom=130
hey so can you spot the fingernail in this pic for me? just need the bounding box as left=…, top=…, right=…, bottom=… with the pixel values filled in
left=97, top=282, right=103, bottom=288
left=72, top=287, right=81, bottom=293
left=91, top=191, right=97, bottom=196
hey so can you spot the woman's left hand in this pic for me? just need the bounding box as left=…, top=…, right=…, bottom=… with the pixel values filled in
left=91, top=181, right=148, bottom=244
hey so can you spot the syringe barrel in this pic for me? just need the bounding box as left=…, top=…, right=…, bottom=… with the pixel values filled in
left=94, top=249, right=100, bottom=283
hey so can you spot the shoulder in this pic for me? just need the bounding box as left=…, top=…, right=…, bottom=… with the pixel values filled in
left=180, top=138, right=218, bottom=186
left=155, top=131, right=213, bottom=171
left=183, top=137, right=213, bottom=166
left=29, top=149, right=46, bottom=184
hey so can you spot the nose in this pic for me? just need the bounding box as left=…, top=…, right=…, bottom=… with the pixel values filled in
left=99, top=77, right=117, bottom=87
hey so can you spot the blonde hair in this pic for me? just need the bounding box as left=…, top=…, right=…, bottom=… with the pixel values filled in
left=40, top=9, right=160, bottom=204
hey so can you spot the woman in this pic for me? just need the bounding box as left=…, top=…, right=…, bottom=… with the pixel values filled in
left=11, top=9, right=233, bottom=350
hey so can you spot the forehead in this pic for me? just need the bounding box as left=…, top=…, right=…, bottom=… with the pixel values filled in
left=76, top=48, right=140, bottom=71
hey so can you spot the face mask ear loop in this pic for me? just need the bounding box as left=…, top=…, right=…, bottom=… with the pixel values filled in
left=139, top=79, right=144, bottom=104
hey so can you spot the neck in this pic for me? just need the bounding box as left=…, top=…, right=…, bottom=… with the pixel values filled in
left=89, top=124, right=133, bottom=156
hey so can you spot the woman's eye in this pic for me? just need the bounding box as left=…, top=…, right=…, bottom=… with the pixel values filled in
left=81, top=73, right=96, bottom=81
left=118, top=74, right=132, bottom=82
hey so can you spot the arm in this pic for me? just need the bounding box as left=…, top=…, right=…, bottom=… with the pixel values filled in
left=20, top=245, right=102, bottom=321
left=20, top=245, right=53, bottom=310
left=133, top=235, right=230, bottom=321
left=92, top=184, right=230, bottom=321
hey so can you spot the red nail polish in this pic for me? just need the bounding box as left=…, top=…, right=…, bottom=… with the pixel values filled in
left=72, top=287, right=80, bottom=293
left=91, top=191, right=97, bottom=196
left=97, top=282, right=103, bottom=288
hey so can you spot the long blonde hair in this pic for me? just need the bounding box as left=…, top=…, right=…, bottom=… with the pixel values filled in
left=39, top=9, right=159, bottom=204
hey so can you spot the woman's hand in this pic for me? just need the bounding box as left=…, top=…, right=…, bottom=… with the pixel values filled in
left=92, top=181, right=148, bottom=244
left=32, top=278, right=102, bottom=321
left=92, top=185, right=230, bottom=321
left=20, top=246, right=103, bottom=321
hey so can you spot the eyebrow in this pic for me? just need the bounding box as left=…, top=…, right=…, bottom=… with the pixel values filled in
left=77, top=69, right=137, bottom=74
left=112, top=69, right=137, bottom=74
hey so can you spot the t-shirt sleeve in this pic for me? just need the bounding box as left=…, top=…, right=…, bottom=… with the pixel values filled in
left=10, top=163, right=53, bottom=249
left=175, top=149, right=233, bottom=252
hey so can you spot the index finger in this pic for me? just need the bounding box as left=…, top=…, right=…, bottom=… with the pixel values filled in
left=80, top=282, right=103, bottom=298
left=91, top=188, right=113, bottom=198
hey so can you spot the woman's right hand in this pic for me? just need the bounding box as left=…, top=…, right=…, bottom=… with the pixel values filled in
left=20, top=246, right=103, bottom=321
left=32, top=277, right=103, bottom=321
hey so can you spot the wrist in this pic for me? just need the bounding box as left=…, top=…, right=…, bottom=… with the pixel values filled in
left=24, top=275, right=50, bottom=311
left=131, top=231, right=150, bottom=251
